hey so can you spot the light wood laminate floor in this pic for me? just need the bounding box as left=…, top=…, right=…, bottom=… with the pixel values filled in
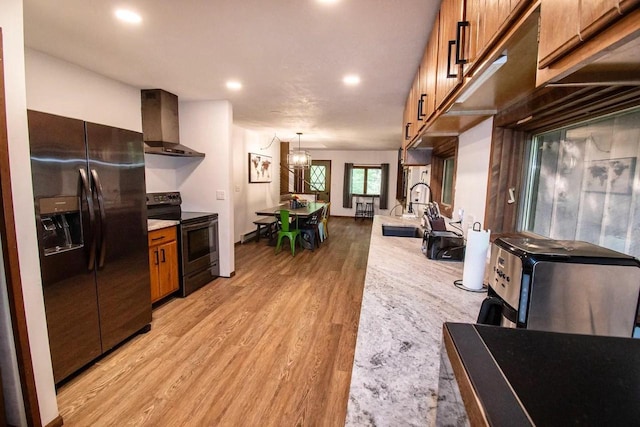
left=56, top=217, right=372, bottom=426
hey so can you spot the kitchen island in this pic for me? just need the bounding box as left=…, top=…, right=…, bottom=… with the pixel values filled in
left=345, top=215, right=485, bottom=426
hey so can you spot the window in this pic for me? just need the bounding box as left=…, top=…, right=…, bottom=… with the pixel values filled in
left=520, top=107, right=640, bottom=257
left=309, top=165, right=326, bottom=191
left=351, top=166, right=381, bottom=195
left=442, top=157, right=455, bottom=205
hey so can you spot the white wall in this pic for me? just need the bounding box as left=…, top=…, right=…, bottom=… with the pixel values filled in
left=144, top=155, right=181, bottom=192
left=25, top=49, right=141, bottom=131
left=232, top=126, right=280, bottom=242
left=306, top=150, right=398, bottom=217
left=0, top=2, right=58, bottom=425
left=174, top=101, right=235, bottom=276
left=406, top=165, right=431, bottom=217
left=454, top=117, right=493, bottom=231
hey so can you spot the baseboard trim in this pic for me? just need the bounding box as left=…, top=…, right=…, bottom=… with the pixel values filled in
left=45, top=415, right=64, bottom=427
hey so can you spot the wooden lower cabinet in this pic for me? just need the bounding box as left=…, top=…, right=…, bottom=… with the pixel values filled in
left=148, top=226, right=179, bottom=303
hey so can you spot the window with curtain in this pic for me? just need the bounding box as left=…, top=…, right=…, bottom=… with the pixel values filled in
left=519, top=107, right=640, bottom=257
left=351, top=166, right=381, bottom=195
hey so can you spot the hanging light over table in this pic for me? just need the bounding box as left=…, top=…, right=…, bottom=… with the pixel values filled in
left=287, top=132, right=312, bottom=168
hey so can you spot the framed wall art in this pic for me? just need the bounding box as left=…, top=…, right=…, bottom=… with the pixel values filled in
left=249, top=153, right=272, bottom=183
left=584, top=157, right=636, bottom=194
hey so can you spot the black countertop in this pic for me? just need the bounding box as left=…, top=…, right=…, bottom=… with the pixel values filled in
left=443, top=323, right=640, bottom=426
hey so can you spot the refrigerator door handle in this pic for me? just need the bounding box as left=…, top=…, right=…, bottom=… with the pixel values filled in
left=91, top=169, right=107, bottom=269
left=79, top=168, right=96, bottom=271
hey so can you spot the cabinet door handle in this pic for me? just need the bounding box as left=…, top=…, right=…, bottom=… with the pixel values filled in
left=455, top=21, right=469, bottom=65
left=154, top=249, right=159, bottom=266
left=417, top=94, right=426, bottom=120
left=405, top=123, right=412, bottom=140
left=161, top=248, right=166, bottom=263
left=446, top=40, right=457, bottom=78
left=151, top=236, right=165, bottom=241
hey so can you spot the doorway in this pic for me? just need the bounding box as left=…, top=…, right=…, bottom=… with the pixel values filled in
left=305, top=160, right=331, bottom=203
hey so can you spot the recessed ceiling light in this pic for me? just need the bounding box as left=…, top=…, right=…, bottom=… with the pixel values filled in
left=226, top=81, right=242, bottom=90
left=343, top=75, right=361, bottom=86
left=114, top=9, right=142, bottom=24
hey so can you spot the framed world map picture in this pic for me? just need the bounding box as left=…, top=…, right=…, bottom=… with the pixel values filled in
left=249, top=153, right=272, bottom=183
left=585, top=157, right=636, bottom=194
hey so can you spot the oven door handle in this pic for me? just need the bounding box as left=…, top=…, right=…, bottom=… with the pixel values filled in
left=181, top=219, right=218, bottom=232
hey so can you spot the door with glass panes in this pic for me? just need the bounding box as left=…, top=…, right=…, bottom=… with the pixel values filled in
left=305, top=160, right=331, bottom=205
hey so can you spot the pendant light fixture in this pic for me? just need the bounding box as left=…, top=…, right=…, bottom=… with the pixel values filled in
left=287, top=132, right=312, bottom=168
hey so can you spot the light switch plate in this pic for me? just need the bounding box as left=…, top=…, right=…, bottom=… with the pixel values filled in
left=216, top=190, right=225, bottom=200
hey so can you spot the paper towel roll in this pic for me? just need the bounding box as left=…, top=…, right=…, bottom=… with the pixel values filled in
left=462, top=225, right=491, bottom=290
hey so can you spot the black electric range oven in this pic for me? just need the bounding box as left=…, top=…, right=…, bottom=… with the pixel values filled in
left=147, top=192, right=219, bottom=297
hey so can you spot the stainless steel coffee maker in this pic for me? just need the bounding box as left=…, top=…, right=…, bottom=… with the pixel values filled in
left=477, top=236, right=640, bottom=337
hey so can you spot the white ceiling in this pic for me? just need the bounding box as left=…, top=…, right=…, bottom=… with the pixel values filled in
left=23, top=0, right=439, bottom=150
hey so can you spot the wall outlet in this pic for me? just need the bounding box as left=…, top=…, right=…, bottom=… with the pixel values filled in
left=235, top=185, right=241, bottom=193
left=216, top=190, right=225, bottom=200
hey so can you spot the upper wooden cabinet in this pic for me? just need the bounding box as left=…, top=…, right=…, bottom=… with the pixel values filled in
left=580, top=0, right=622, bottom=40
left=401, top=70, right=420, bottom=145
left=421, top=19, right=440, bottom=123
left=464, top=0, right=530, bottom=75
left=435, top=0, right=466, bottom=109
left=538, top=0, right=639, bottom=69
left=537, top=2, right=581, bottom=69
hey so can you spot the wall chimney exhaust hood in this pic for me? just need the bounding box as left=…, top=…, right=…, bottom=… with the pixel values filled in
left=141, top=89, right=205, bottom=157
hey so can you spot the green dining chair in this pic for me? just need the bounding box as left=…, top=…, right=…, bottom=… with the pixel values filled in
left=275, top=210, right=301, bottom=256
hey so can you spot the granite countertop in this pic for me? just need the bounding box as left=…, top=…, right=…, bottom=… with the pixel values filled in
left=147, top=219, right=180, bottom=232
left=346, top=215, right=486, bottom=426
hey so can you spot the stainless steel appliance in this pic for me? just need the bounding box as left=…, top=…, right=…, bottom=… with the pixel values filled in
left=28, top=110, right=151, bottom=384
left=141, top=89, right=204, bottom=157
left=422, top=230, right=465, bottom=261
left=146, top=192, right=219, bottom=296
left=477, top=236, right=640, bottom=337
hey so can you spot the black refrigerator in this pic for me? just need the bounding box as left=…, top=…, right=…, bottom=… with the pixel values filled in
left=28, top=110, right=151, bottom=384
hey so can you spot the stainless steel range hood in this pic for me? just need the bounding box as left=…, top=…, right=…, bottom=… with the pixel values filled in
left=141, top=89, right=205, bottom=157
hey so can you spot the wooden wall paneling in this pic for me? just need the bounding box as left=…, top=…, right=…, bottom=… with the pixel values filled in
left=484, top=126, right=526, bottom=235
left=496, top=86, right=640, bottom=132
left=430, top=137, right=458, bottom=218
left=279, top=141, right=289, bottom=195
left=0, top=29, right=43, bottom=426
left=430, top=157, right=444, bottom=211
left=395, top=158, right=405, bottom=201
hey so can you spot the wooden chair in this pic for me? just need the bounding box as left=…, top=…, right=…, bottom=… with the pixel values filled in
left=299, top=212, right=321, bottom=251
left=319, top=203, right=330, bottom=241
left=275, top=210, right=301, bottom=256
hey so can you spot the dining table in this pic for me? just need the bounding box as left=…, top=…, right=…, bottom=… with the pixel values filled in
left=255, top=201, right=327, bottom=219
left=255, top=202, right=327, bottom=248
